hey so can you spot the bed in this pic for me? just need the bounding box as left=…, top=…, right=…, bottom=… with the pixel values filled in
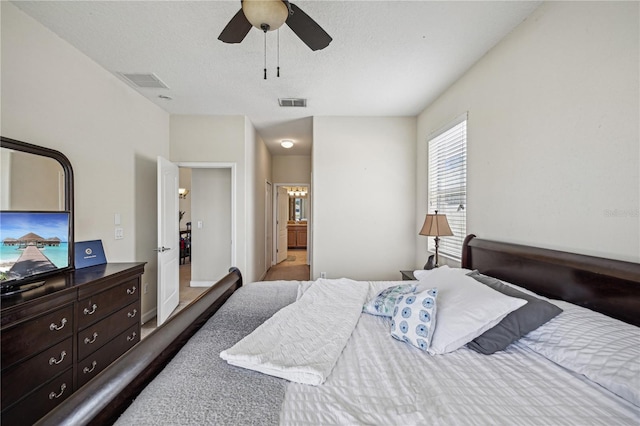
left=36, top=235, right=640, bottom=425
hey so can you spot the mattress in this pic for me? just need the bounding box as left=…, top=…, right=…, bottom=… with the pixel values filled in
left=117, top=278, right=640, bottom=425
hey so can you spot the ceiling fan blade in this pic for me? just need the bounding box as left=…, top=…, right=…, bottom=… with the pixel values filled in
left=218, top=8, right=252, bottom=44
left=286, top=3, right=332, bottom=51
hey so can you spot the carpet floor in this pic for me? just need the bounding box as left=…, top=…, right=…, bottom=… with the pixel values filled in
left=263, top=249, right=310, bottom=281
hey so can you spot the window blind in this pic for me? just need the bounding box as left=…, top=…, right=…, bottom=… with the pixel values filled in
left=428, top=115, right=467, bottom=261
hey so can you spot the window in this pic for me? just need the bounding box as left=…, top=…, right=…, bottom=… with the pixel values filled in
left=427, top=114, right=467, bottom=261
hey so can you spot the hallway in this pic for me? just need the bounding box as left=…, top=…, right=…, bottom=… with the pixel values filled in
left=263, top=249, right=310, bottom=281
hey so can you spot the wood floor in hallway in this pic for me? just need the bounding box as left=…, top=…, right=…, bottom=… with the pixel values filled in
left=141, top=263, right=206, bottom=339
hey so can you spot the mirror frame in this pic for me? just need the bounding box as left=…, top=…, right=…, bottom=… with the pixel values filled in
left=1, top=136, right=75, bottom=268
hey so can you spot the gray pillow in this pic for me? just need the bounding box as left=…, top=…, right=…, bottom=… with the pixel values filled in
left=465, top=271, right=563, bottom=354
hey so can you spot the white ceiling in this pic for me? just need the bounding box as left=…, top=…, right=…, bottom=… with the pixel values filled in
left=12, top=0, right=541, bottom=155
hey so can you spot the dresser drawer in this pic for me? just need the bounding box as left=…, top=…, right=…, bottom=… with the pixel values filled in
left=1, top=337, right=72, bottom=409
left=77, top=277, right=139, bottom=329
left=1, top=304, right=73, bottom=368
left=77, top=301, right=140, bottom=360
left=1, top=367, right=73, bottom=426
left=78, top=323, right=139, bottom=388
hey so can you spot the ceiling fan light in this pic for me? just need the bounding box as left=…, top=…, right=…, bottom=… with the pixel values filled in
left=242, top=0, right=288, bottom=31
left=281, top=140, right=294, bottom=149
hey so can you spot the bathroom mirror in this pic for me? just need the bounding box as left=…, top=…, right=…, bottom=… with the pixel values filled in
left=288, top=197, right=308, bottom=221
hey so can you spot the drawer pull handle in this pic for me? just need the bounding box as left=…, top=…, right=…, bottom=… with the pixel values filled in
left=127, top=332, right=137, bottom=342
left=48, top=383, right=67, bottom=400
left=127, top=286, right=137, bottom=295
left=49, top=350, right=67, bottom=365
left=83, top=361, right=97, bottom=374
left=49, top=318, right=67, bottom=331
left=83, top=304, right=98, bottom=315
left=84, top=332, right=98, bottom=345
left=128, top=309, right=138, bottom=318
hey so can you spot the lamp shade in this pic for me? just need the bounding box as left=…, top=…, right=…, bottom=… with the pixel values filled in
left=419, top=212, right=453, bottom=237
left=242, top=0, right=289, bottom=31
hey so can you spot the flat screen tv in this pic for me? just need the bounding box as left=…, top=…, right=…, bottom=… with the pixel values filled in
left=0, top=211, right=71, bottom=295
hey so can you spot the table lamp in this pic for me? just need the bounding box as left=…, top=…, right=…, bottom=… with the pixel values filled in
left=419, top=210, right=453, bottom=269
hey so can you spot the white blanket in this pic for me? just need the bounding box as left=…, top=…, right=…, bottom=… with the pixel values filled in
left=281, top=314, right=640, bottom=425
left=220, top=278, right=369, bottom=385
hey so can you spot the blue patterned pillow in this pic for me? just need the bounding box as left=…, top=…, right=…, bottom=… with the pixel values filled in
left=362, top=283, right=417, bottom=317
left=390, top=287, right=438, bottom=351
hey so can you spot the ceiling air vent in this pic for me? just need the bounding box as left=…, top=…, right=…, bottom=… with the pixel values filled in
left=119, top=73, right=169, bottom=89
left=279, top=98, right=307, bottom=107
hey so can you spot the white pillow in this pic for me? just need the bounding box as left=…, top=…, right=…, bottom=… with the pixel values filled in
left=416, top=267, right=527, bottom=355
left=390, top=287, right=438, bottom=351
left=412, top=268, right=440, bottom=280
left=520, top=301, right=640, bottom=407
left=413, top=266, right=472, bottom=283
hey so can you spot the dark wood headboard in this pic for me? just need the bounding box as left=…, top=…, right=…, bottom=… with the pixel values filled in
left=461, top=234, right=640, bottom=327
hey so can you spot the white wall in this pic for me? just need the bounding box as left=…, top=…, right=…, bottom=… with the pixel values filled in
left=170, top=115, right=272, bottom=283
left=170, top=115, right=246, bottom=280
left=313, top=116, right=417, bottom=280
left=416, top=1, right=640, bottom=264
left=247, top=118, right=273, bottom=281
left=272, top=155, right=311, bottom=184
left=1, top=2, right=170, bottom=318
left=191, top=168, right=232, bottom=284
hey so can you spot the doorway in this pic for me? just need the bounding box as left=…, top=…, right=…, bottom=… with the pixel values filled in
left=144, top=161, right=236, bottom=338
left=177, top=163, right=235, bottom=288
left=265, top=183, right=310, bottom=281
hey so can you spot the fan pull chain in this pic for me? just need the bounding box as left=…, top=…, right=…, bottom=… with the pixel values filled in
left=263, top=29, right=267, bottom=80
left=277, top=29, right=280, bottom=78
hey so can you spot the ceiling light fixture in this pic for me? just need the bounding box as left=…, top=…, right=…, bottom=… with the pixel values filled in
left=242, top=0, right=288, bottom=32
left=281, top=140, right=294, bottom=149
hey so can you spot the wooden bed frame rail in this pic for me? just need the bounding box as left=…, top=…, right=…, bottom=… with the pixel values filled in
left=35, top=268, right=243, bottom=426
left=462, top=234, right=640, bottom=327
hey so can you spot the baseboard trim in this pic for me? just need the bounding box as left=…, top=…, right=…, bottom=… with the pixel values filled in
left=142, top=308, right=157, bottom=324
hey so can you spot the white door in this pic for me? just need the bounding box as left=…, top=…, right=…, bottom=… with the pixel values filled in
left=157, top=156, right=180, bottom=326
left=276, top=186, right=288, bottom=264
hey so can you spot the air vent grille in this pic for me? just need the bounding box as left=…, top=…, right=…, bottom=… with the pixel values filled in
left=278, top=98, right=307, bottom=107
left=119, top=73, right=169, bottom=89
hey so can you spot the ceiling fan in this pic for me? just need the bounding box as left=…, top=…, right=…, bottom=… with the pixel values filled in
left=218, top=0, right=332, bottom=51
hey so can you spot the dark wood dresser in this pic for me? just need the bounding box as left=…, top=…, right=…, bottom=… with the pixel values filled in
left=1, top=262, right=145, bottom=425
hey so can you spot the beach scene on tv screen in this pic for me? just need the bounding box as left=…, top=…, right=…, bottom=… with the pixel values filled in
left=0, top=212, right=69, bottom=282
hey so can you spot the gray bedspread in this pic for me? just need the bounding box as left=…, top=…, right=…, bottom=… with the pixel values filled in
left=115, top=281, right=298, bottom=426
